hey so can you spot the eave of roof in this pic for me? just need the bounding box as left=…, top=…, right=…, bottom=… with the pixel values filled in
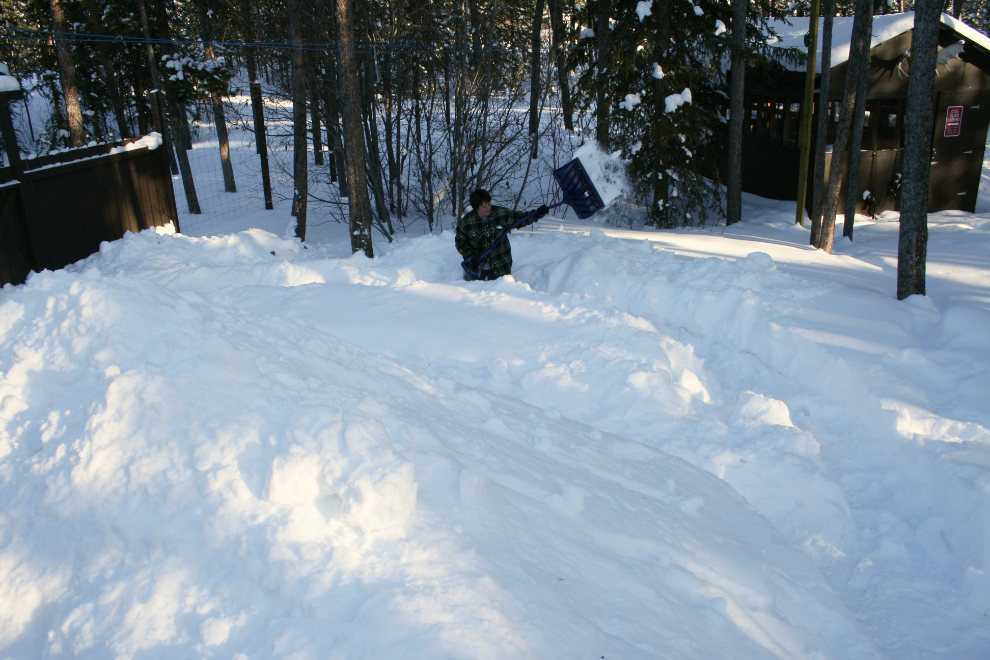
left=769, top=11, right=990, bottom=73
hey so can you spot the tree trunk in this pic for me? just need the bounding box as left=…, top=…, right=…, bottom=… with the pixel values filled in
left=474, top=1, right=501, bottom=192
left=239, top=0, right=273, bottom=209
left=319, top=57, right=348, bottom=193
left=529, top=0, right=545, bottom=159
left=50, top=0, right=85, bottom=147
left=451, top=18, right=468, bottom=218
left=47, top=77, right=67, bottom=150
left=360, top=45, right=394, bottom=239
left=308, top=59, right=324, bottom=167
left=336, top=0, right=374, bottom=257
left=357, top=9, right=393, bottom=236
left=135, top=79, right=151, bottom=136
left=897, top=0, right=940, bottom=300
left=139, top=0, right=197, bottom=209
left=952, top=0, right=964, bottom=18
left=289, top=0, right=308, bottom=240
left=151, top=0, right=201, bottom=213
left=844, top=0, right=874, bottom=240
left=86, top=0, right=130, bottom=139
left=469, top=0, right=483, bottom=61
left=382, top=48, right=399, bottom=215
left=167, top=99, right=202, bottom=213
left=596, top=0, right=610, bottom=148
left=817, top=0, right=872, bottom=253
left=135, top=7, right=173, bottom=171
left=197, top=0, right=236, bottom=192
left=323, top=9, right=349, bottom=195
left=549, top=0, right=573, bottom=132
left=177, top=99, right=193, bottom=151
left=726, top=0, right=747, bottom=226
left=810, top=0, right=836, bottom=244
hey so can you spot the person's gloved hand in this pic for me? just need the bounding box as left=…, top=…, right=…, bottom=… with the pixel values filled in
left=465, top=255, right=479, bottom=272
left=534, top=204, right=549, bottom=219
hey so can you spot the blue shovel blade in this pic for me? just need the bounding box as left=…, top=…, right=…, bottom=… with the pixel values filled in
left=553, top=158, right=606, bottom=219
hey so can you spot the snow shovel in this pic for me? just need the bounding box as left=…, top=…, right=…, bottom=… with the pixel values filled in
left=552, top=157, right=606, bottom=220
left=460, top=157, right=606, bottom=280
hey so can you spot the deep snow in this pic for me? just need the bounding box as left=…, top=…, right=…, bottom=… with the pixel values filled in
left=1, top=136, right=990, bottom=658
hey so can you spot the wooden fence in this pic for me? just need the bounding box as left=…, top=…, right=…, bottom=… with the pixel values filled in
left=0, top=133, right=179, bottom=287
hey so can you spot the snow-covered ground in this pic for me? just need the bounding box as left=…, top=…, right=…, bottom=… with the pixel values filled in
left=2, top=132, right=990, bottom=659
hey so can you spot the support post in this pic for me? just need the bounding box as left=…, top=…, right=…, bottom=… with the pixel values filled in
left=0, top=90, right=25, bottom=178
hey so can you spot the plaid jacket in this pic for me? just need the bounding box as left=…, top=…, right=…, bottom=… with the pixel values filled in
left=455, top=205, right=537, bottom=278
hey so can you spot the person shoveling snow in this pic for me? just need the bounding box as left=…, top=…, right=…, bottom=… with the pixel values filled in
left=455, top=188, right=549, bottom=281
left=457, top=158, right=606, bottom=280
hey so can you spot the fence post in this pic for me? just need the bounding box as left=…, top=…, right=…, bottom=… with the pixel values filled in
left=0, top=88, right=25, bottom=178
left=0, top=81, right=40, bottom=277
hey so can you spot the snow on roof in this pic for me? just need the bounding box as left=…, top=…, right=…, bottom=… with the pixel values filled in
left=770, top=11, right=990, bottom=73
left=0, top=74, right=21, bottom=93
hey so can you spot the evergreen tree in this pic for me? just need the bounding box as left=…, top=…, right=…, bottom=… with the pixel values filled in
left=575, top=0, right=792, bottom=228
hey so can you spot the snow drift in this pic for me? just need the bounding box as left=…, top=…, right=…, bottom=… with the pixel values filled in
left=0, top=226, right=881, bottom=659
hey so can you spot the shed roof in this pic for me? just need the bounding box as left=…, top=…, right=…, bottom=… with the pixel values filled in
left=770, top=11, right=990, bottom=73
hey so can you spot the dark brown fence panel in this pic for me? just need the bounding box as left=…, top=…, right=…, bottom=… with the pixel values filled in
left=0, top=139, right=177, bottom=286
left=815, top=149, right=902, bottom=217
left=137, top=143, right=180, bottom=234
left=0, top=183, right=34, bottom=286
left=870, top=150, right=902, bottom=215
left=740, top=137, right=802, bottom=201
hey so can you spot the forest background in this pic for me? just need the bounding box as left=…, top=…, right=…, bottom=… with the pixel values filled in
left=0, top=0, right=987, bottom=262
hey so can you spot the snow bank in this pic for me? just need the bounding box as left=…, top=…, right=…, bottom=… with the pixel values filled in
left=0, top=227, right=881, bottom=659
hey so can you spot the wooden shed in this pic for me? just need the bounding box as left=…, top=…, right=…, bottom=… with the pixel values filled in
left=740, top=11, right=990, bottom=215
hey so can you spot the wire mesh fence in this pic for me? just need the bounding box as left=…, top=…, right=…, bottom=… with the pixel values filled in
left=171, top=96, right=272, bottom=234
left=170, top=88, right=360, bottom=239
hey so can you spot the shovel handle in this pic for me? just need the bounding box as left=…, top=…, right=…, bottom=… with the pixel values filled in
left=460, top=201, right=566, bottom=279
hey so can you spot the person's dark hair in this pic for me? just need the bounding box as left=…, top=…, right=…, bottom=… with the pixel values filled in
left=469, top=189, right=491, bottom=210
